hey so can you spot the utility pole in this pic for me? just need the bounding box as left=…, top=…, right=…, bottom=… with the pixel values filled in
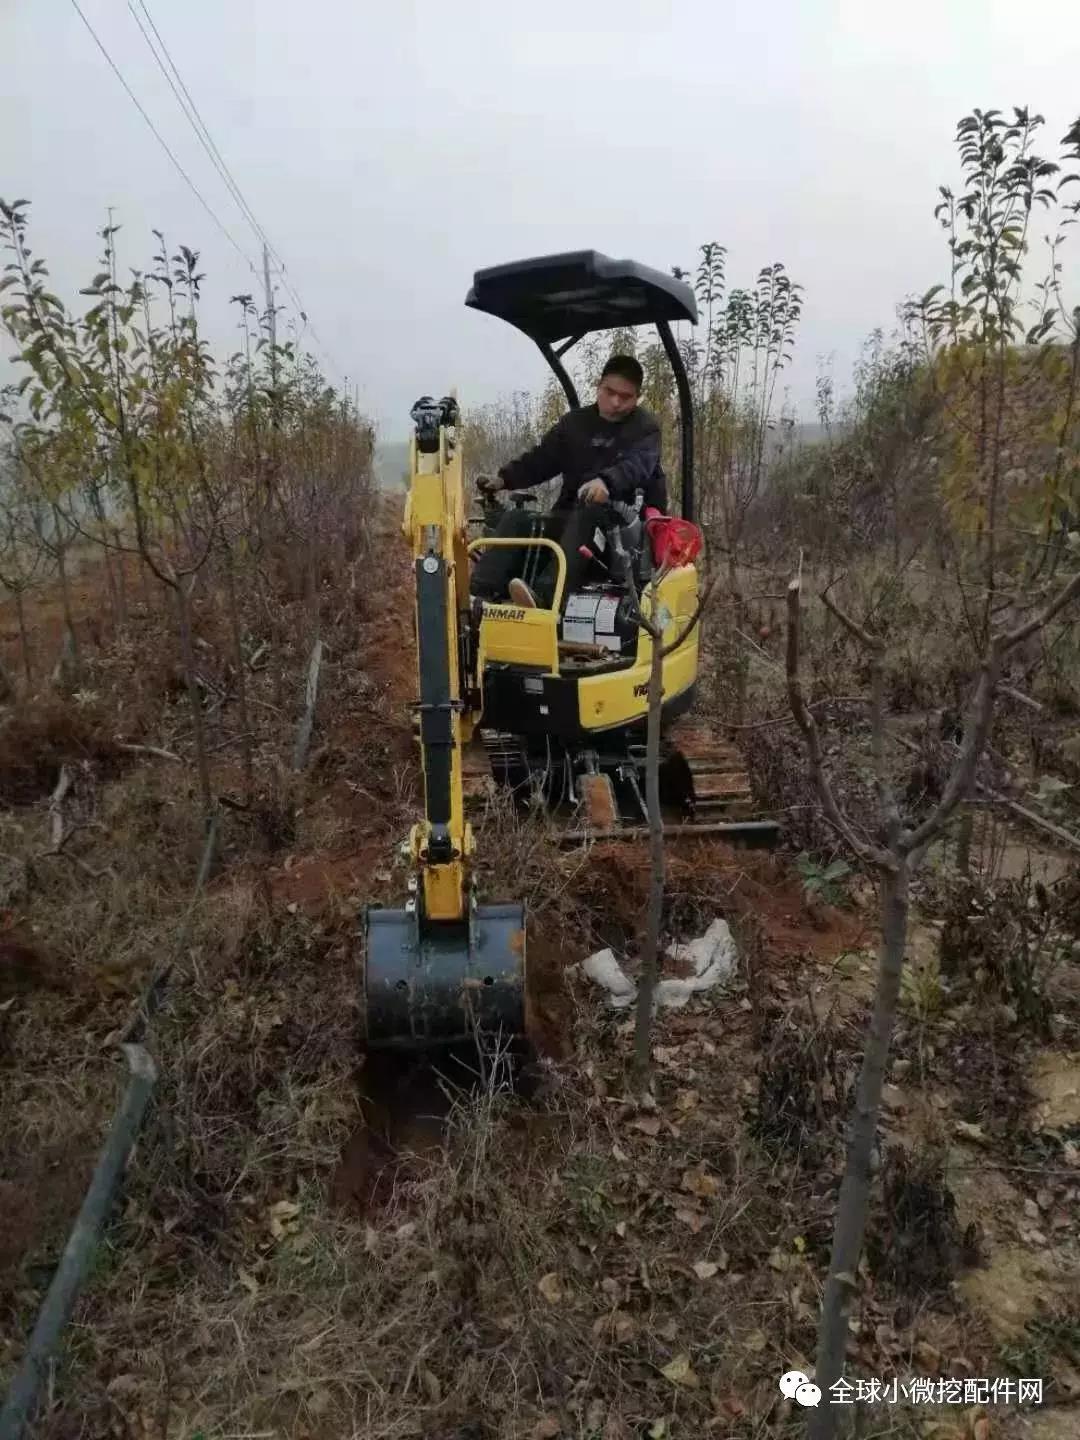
left=262, top=240, right=278, bottom=392
left=262, top=240, right=282, bottom=452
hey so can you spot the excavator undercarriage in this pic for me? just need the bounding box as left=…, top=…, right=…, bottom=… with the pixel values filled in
left=462, top=721, right=778, bottom=846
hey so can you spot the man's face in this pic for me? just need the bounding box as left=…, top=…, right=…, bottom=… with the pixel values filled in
left=596, top=373, right=639, bottom=421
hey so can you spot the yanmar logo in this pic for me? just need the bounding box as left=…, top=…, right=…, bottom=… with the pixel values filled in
left=482, top=604, right=527, bottom=622
left=633, top=681, right=650, bottom=697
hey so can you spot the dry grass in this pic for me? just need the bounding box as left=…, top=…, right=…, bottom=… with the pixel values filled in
left=4, top=511, right=1080, bottom=1440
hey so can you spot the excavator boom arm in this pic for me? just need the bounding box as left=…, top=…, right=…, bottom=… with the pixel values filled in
left=403, top=397, right=473, bottom=922
left=362, top=395, right=526, bottom=1051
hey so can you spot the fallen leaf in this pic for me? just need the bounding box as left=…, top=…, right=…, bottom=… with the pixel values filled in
left=611, top=1144, right=629, bottom=1162
left=675, top=1089, right=700, bottom=1112
left=954, top=1120, right=988, bottom=1144
left=692, top=1260, right=719, bottom=1280
left=674, top=1207, right=705, bottom=1234
left=647, top=1422, right=667, bottom=1440
left=614, top=1221, right=627, bottom=1238
left=660, top=1354, right=700, bottom=1388
left=681, top=1168, right=719, bottom=1199
left=631, top=1115, right=662, bottom=1137
left=743, top=1329, right=767, bottom=1353
left=538, top=1272, right=563, bottom=1304
left=268, top=1199, right=301, bottom=1239
left=307, top=1388, right=332, bottom=1416
left=420, top=1368, right=442, bottom=1403
left=531, top=1418, right=561, bottom=1439
left=237, top=1268, right=259, bottom=1295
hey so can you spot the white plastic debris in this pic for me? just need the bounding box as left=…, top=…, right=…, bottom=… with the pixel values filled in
left=582, top=948, right=636, bottom=1008
left=666, top=918, right=738, bottom=989
left=583, top=919, right=739, bottom=1012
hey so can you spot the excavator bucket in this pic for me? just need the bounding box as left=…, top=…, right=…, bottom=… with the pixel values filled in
left=363, top=901, right=526, bottom=1050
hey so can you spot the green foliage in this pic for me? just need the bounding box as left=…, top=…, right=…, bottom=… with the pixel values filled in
left=902, top=108, right=1080, bottom=617
left=0, top=200, right=373, bottom=588
left=795, top=852, right=851, bottom=906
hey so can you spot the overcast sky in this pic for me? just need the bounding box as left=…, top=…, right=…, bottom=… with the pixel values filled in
left=4, top=1, right=1079, bottom=440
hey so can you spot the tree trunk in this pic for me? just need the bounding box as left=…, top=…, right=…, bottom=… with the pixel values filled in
left=633, top=627, right=666, bottom=1082
left=100, top=542, right=120, bottom=632
left=305, top=520, right=320, bottom=646
left=54, top=535, right=81, bottom=679
left=15, top=589, right=31, bottom=682
left=808, top=860, right=909, bottom=1439
left=112, top=529, right=129, bottom=630
left=955, top=808, right=974, bottom=878
left=175, top=578, right=214, bottom=820
left=222, top=546, right=254, bottom=797
left=139, top=553, right=153, bottom=612
left=727, top=551, right=749, bottom=726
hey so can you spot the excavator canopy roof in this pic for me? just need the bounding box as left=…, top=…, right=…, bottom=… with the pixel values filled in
left=465, top=250, right=698, bottom=343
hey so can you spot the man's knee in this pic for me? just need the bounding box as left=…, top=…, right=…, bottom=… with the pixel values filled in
left=494, top=509, right=538, bottom=539
left=469, top=506, right=538, bottom=598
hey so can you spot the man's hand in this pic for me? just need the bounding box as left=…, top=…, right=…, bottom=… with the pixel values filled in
left=578, top=478, right=610, bottom=505
left=476, top=473, right=505, bottom=496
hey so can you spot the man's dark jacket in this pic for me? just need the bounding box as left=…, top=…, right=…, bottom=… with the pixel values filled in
left=498, top=403, right=667, bottom=511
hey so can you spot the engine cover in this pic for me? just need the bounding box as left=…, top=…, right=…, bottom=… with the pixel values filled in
left=560, top=590, right=635, bottom=653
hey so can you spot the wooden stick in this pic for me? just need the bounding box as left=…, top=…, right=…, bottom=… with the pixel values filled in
left=975, top=784, right=1080, bottom=855
left=735, top=627, right=784, bottom=671
left=0, top=1045, right=158, bottom=1438
left=115, top=742, right=182, bottom=763
left=886, top=727, right=1080, bottom=855
left=48, top=765, right=73, bottom=850
left=999, top=683, right=1044, bottom=713
left=291, top=639, right=324, bottom=772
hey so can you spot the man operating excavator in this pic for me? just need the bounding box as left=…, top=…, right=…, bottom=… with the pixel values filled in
left=469, top=354, right=667, bottom=610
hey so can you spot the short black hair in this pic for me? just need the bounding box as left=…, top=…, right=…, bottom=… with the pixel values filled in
left=600, top=354, right=643, bottom=391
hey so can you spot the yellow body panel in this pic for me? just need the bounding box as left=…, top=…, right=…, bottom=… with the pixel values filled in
left=467, top=536, right=567, bottom=676
left=478, top=605, right=560, bottom=672
left=403, top=431, right=471, bottom=923
left=576, top=563, right=699, bottom=730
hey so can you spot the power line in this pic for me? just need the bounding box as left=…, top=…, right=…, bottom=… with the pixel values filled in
left=129, top=1, right=277, bottom=267
left=67, top=0, right=257, bottom=277
left=129, top=0, right=347, bottom=384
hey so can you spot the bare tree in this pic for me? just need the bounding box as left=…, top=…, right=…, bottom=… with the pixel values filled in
left=787, top=557, right=1080, bottom=1436
left=789, top=106, right=1080, bottom=1437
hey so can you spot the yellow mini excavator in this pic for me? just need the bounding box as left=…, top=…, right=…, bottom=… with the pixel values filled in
left=362, top=251, right=779, bottom=1052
